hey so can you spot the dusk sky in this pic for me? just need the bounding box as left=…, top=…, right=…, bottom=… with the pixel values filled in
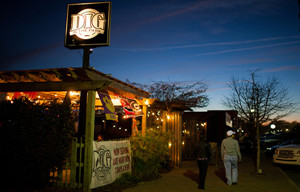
left=1, top=0, right=300, bottom=122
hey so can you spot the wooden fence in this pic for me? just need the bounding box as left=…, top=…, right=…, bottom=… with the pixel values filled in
left=50, top=137, right=84, bottom=188
left=49, top=111, right=185, bottom=189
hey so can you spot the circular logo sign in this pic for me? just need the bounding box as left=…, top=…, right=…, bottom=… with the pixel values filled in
left=70, top=8, right=106, bottom=40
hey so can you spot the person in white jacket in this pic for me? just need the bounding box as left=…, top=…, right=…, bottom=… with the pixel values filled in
left=221, top=130, right=242, bottom=186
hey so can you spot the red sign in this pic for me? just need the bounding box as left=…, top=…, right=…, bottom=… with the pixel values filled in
left=119, top=97, right=143, bottom=119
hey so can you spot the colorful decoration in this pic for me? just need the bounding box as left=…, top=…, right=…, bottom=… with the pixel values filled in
left=12, top=92, right=37, bottom=100
left=119, top=96, right=143, bottom=119
left=98, top=91, right=118, bottom=121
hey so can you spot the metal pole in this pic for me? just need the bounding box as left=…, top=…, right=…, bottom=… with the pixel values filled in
left=78, top=48, right=91, bottom=138
left=82, top=48, right=91, bottom=68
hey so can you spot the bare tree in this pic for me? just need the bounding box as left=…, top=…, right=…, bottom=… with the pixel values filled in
left=127, top=80, right=209, bottom=112
left=223, top=70, right=295, bottom=173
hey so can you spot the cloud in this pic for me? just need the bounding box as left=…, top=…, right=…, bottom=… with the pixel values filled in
left=142, top=1, right=211, bottom=23
left=264, top=66, right=300, bottom=73
left=142, top=0, right=278, bottom=24
left=116, top=35, right=300, bottom=52
left=191, top=41, right=300, bottom=57
left=3, top=42, right=62, bottom=65
left=206, top=87, right=230, bottom=93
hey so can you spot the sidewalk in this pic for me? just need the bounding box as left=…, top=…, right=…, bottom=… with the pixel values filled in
left=123, top=154, right=300, bottom=192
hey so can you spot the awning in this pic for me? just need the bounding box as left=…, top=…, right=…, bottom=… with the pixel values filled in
left=0, top=67, right=150, bottom=99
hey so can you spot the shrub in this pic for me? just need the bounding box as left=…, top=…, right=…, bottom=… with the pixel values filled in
left=130, top=129, right=172, bottom=180
left=0, top=99, right=74, bottom=191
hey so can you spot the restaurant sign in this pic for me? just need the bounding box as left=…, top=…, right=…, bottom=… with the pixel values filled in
left=65, top=2, right=111, bottom=49
left=91, top=140, right=131, bottom=189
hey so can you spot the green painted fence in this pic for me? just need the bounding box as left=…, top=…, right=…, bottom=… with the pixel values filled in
left=50, top=137, right=84, bottom=189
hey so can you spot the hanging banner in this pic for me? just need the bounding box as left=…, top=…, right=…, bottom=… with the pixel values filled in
left=119, top=97, right=135, bottom=118
left=12, top=92, right=37, bottom=100
left=129, top=98, right=144, bottom=117
left=120, top=97, right=143, bottom=118
left=97, top=92, right=118, bottom=121
left=90, top=140, right=131, bottom=189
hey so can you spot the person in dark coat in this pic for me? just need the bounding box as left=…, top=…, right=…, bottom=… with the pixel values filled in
left=194, top=135, right=212, bottom=190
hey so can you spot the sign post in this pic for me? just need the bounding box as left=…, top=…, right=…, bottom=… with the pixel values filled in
left=83, top=90, right=96, bottom=192
left=65, top=2, right=111, bottom=191
left=78, top=48, right=91, bottom=138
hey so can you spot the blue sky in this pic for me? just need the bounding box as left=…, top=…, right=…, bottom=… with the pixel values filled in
left=1, top=0, right=300, bottom=121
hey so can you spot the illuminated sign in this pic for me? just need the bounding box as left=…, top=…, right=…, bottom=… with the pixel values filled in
left=65, top=2, right=111, bottom=49
left=70, top=8, right=106, bottom=39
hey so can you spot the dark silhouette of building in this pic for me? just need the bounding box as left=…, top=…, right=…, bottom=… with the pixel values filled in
left=182, top=110, right=239, bottom=161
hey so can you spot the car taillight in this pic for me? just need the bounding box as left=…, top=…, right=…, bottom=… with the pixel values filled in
left=275, top=149, right=279, bottom=155
left=296, top=150, right=300, bottom=157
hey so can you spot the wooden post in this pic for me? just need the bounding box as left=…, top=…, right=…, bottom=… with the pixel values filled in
left=83, top=90, right=96, bottom=192
left=174, top=112, right=179, bottom=167
left=142, top=104, right=147, bottom=136
left=70, top=138, right=77, bottom=188
left=78, top=91, right=87, bottom=138
left=162, top=111, right=167, bottom=132
left=169, top=112, right=175, bottom=167
left=178, top=112, right=183, bottom=167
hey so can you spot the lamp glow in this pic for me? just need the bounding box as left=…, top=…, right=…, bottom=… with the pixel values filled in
left=270, top=124, right=276, bottom=129
left=144, top=99, right=149, bottom=105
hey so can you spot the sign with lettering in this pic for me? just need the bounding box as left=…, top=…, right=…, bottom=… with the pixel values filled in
left=91, top=140, right=131, bottom=189
left=65, top=2, right=111, bottom=49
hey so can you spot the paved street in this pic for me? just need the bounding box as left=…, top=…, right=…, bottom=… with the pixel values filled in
left=279, top=164, right=300, bottom=189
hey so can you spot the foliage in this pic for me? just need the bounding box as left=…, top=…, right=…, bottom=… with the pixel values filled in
left=262, top=120, right=300, bottom=133
left=222, top=70, right=295, bottom=173
left=90, top=129, right=172, bottom=192
left=0, top=99, right=74, bottom=190
left=130, top=129, right=173, bottom=180
left=127, top=80, right=209, bottom=112
left=223, top=70, right=295, bottom=125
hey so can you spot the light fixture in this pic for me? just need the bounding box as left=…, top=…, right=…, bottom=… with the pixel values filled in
left=270, top=124, right=276, bottom=129
left=144, top=99, right=149, bottom=105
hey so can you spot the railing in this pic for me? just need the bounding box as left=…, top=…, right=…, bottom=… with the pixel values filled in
left=50, top=137, right=84, bottom=189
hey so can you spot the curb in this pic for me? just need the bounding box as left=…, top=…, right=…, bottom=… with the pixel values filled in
left=277, top=166, right=300, bottom=192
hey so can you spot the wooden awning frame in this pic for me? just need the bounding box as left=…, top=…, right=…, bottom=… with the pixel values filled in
left=0, top=67, right=150, bottom=99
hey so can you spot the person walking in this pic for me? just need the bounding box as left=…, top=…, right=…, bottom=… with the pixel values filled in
left=194, top=135, right=212, bottom=190
left=221, top=130, right=242, bottom=186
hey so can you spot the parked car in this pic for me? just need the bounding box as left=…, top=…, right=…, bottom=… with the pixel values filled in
left=273, top=144, right=300, bottom=165
left=265, top=139, right=300, bottom=157
left=261, top=132, right=299, bottom=149
left=260, top=133, right=274, bottom=140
